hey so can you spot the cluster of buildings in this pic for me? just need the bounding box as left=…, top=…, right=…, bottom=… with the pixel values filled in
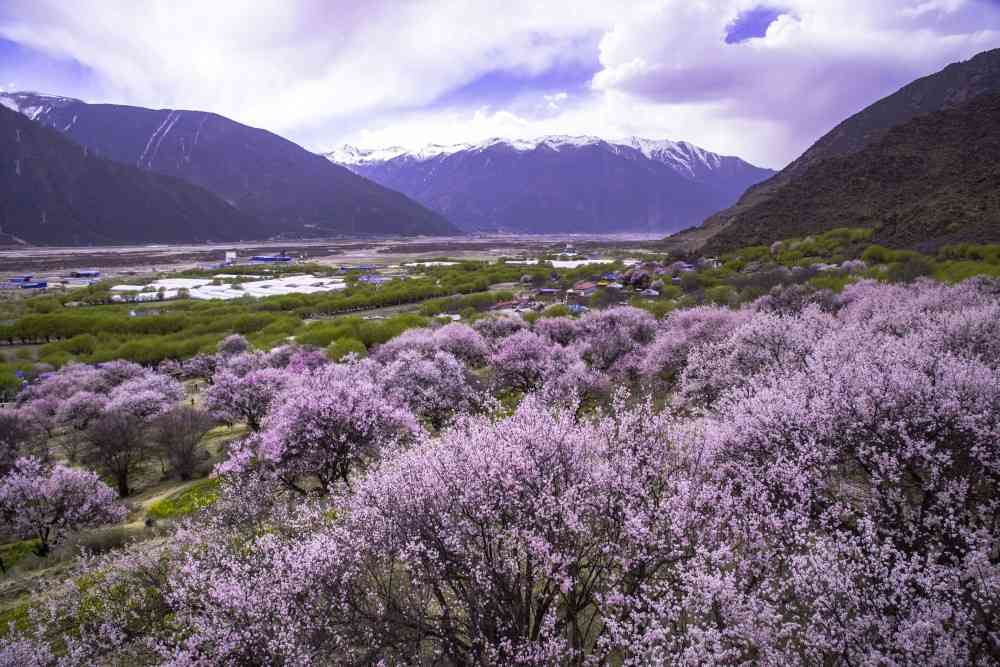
left=1, top=269, right=103, bottom=291
left=485, top=257, right=726, bottom=315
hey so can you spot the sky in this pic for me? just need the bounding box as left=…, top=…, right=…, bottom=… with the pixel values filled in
left=1, top=0, right=998, bottom=168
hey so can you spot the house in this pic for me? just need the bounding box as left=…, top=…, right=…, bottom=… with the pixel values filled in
left=8, top=275, right=32, bottom=283
left=668, top=261, right=696, bottom=275
left=536, top=288, right=562, bottom=302
left=568, top=304, right=589, bottom=315
left=572, top=281, right=598, bottom=296
left=251, top=253, right=293, bottom=263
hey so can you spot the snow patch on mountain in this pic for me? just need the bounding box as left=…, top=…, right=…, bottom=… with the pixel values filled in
left=0, top=92, right=81, bottom=121
left=327, top=135, right=764, bottom=180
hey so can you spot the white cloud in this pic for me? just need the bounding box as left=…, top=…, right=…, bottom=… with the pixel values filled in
left=344, top=90, right=788, bottom=168
left=0, top=1, right=613, bottom=129
left=589, top=0, right=999, bottom=163
left=544, top=91, right=569, bottom=111
left=1, top=0, right=997, bottom=167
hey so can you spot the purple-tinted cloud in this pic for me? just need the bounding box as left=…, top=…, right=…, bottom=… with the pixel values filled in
left=0, top=1, right=998, bottom=167
left=593, top=0, right=1000, bottom=164
left=433, top=55, right=600, bottom=111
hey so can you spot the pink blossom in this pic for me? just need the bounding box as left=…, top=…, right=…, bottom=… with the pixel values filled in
left=0, top=457, right=126, bottom=556
left=203, top=367, right=290, bottom=431
left=433, top=322, right=490, bottom=366
left=640, top=305, right=751, bottom=386
left=255, top=364, right=420, bottom=493
left=217, top=334, right=250, bottom=356
left=533, top=316, right=580, bottom=346
left=473, top=314, right=527, bottom=340
left=380, top=349, right=480, bottom=428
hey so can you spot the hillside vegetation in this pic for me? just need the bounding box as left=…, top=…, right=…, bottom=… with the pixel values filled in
left=0, top=106, right=261, bottom=245
left=679, top=47, right=1000, bottom=253
left=702, top=92, right=1000, bottom=253
left=0, top=241, right=997, bottom=663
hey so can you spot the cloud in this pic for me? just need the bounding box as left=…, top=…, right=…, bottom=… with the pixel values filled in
left=0, top=0, right=997, bottom=167
left=591, top=0, right=1000, bottom=162
left=0, top=1, right=612, bottom=131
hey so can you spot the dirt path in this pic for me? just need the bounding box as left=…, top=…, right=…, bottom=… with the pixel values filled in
left=122, top=478, right=203, bottom=528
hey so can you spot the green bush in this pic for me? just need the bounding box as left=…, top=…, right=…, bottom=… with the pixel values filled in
left=328, top=338, right=367, bottom=361
left=937, top=244, right=1000, bottom=265
left=887, top=256, right=936, bottom=283
left=62, top=333, right=98, bottom=355
left=540, top=304, right=571, bottom=318
left=658, top=284, right=682, bottom=300
left=933, top=260, right=1000, bottom=284
left=0, top=599, right=30, bottom=638
left=705, top=285, right=738, bottom=306
left=862, top=244, right=897, bottom=264
left=0, top=539, right=42, bottom=571
left=146, top=478, right=220, bottom=521
left=808, top=273, right=854, bottom=292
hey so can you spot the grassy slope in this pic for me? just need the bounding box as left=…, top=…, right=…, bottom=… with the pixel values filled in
left=702, top=92, right=1000, bottom=254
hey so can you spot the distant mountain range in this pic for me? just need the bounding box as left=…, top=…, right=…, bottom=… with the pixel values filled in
left=0, top=105, right=263, bottom=245
left=1, top=93, right=457, bottom=241
left=679, top=47, right=1000, bottom=253
left=328, top=136, right=775, bottom=234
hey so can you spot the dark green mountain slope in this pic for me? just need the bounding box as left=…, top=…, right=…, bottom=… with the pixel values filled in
left=0, top=106, right=263, bottom=245
left=702, top=91, right=1000, bottom=254
left=678, top=47, right=1000, bottom=251
left=2, top=93, right=458, bottom=237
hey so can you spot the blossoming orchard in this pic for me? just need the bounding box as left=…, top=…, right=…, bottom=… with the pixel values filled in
left=1, top=277, right=998, bottom=665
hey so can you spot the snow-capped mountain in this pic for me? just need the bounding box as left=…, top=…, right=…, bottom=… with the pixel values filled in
left=328, top=136, right=613, bottom=165
left=330, top=135, right=764, bottom=178
left=325, top=136, right=775, bottom=234
left=0, top=91, right=81, bottom=121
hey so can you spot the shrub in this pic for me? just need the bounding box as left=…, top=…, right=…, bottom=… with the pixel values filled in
left=146, top=478, right=220, bottom=521
left=327, top=338, right=367, bottom=362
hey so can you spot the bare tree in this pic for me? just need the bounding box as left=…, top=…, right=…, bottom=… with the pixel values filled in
left=152, top=407, right=216, bottom=481
left=0, top=409, right=47, bottom=475
left=85, top=410, right=148, bottom=497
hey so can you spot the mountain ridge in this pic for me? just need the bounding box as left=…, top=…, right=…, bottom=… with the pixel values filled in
left=327, top=136, right=775, bottom=233
left=698, top=90, right=1000, bottom=254
left=680, top=47, right=1000, bottom=250
left=0, top=105, right=264, bottom=245
left=2, top=93, right=459, bottom=238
